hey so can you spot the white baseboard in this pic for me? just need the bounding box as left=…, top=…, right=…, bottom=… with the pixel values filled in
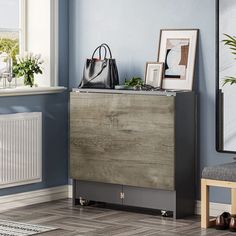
left=0, top=185, right=71, bottom=212
left=68, top=184, right=73, bottom=198
left=195, top=200, right=231, bottom=217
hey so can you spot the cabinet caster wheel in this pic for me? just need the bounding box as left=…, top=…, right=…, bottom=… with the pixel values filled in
left=79, top=197, right=90, bottom=206
left=161, top=210, right=172, bottom=217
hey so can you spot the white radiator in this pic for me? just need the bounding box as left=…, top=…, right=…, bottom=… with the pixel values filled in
left=0, top=112, right=42, bottom=189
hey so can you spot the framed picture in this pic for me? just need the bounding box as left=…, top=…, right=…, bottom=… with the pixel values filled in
left=158, top=29, right=198, bottom=91
left=145, top=62, right=164, bottom=88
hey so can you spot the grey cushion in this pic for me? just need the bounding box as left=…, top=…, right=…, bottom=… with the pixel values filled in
left=202, top=162, right=236, bottom=182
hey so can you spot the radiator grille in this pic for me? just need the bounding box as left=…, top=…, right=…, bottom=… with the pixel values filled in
left=0, top=112, right=42, bottom=188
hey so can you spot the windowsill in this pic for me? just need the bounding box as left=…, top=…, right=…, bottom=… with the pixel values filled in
left=0, top=86, right=67, bottom=97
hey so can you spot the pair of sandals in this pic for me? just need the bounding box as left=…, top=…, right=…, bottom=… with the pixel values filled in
left=216, top=212, right=236, bottom=232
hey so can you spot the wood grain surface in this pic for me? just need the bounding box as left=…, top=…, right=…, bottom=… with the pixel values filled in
left=0, top=199, right=226, bottom=236
left=70, top=92, right=175, bottom=190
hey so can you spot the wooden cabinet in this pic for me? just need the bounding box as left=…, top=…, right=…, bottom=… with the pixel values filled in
left=70, top=89, right=196, bottom=218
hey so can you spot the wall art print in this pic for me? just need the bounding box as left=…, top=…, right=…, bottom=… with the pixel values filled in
left=158, top=29, right=198, bottom=91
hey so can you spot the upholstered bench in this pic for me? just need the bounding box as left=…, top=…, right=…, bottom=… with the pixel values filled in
left=201, top=162, right=236, bottom=228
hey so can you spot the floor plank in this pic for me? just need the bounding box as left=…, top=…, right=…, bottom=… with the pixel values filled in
left=0, top=199, right=235, bottom=235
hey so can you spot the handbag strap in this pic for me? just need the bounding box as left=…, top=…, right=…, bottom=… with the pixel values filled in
left=100, top=43, right=113, bottom=59
left=85, top=60, right=108, bottom=84
left=92, top=45, right=107, bottom=60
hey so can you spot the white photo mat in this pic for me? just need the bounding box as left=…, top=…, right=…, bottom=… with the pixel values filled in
left=145, top=62, right=163, bottom=88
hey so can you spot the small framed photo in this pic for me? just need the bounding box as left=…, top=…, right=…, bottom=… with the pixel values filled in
left=158, top=29, right=198, bottom=91
left=145, top=62, right=164, bottom=88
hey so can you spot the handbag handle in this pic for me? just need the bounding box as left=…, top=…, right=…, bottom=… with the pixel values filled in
left=99, top=46, right=107, bottom=60
left=92, top=45, right=107, bottom=60
left=100, top=43, right=113, bottom=59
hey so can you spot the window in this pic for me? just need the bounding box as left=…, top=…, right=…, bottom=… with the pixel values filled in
left=26, top=0, right=58, bottom=87
left=0, top=0, right=58, bottom=87
left=0, top=0, right=23, bottom=76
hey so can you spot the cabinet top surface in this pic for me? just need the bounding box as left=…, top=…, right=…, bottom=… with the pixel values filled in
left=71, top=88, right=194, bottom=97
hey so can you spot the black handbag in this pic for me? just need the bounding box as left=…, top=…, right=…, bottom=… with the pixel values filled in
left=79, top=43, right=119, bottom=89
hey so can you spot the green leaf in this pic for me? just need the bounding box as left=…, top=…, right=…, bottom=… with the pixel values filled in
left=125, top=77, right=144, bottom=87
left=223, top=77, right=236, bottom=86
left=222, top=34, right=236, bottom=85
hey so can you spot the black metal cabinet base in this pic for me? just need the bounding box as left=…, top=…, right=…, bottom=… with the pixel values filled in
left=73, top=180, right=195, bottom=219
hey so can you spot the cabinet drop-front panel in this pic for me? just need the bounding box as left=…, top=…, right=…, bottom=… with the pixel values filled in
left=70, top=93, right=175, bottom=190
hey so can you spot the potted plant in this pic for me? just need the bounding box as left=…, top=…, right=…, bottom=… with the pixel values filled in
left=13, top=52, right=43, bottom=87
left=125, top=77, right=144, bottom=90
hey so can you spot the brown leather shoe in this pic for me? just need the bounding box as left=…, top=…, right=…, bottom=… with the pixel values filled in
left=229, top=215, right=236, bottom=232
left=216, top=212, right=231, bottom=230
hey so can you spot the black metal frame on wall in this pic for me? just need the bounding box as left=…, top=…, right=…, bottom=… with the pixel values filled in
left=216, top=0, right=221, bottom=152
left=216, top=0, right=236, bottom=154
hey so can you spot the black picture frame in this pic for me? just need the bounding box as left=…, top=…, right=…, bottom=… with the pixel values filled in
left=215, top=0, right=236, bottom=153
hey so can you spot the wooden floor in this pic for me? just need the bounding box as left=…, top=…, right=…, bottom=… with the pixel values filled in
left=0, top=199, right=235, bottom=236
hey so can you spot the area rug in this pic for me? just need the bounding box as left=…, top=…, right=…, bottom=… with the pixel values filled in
left=0, top=220, right=57, bottom=236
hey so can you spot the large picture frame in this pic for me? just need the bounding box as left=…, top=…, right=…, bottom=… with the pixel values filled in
left=145, top=62, right=163, bottom=88
left=215, top=0, right=236, bottom=153
left=158, top=29, right=198, bottom=91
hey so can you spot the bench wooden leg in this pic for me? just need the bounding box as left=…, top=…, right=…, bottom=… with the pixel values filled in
left=201, top=179, right=210, bottom=228
left=232, top=188, right=236, bottom=214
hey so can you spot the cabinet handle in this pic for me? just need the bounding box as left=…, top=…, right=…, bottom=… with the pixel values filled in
left=120, top=192, right=125, bottom=199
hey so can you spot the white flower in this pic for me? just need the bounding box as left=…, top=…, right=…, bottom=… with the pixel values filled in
left=16, top=55, right=19, bottom=60
left=29, top=52, right=33, bottom=59
left=35, top=54, right=41, bottom=60
left=16, top=54, right=23, bottom=62
left=15, top=52, right=44, bottom=66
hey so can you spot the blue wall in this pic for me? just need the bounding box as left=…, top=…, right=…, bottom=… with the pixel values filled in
left=0, top=0, right=69, bottom=196
left=0, top=94, right=68, bottom=196
left=69, top=0, right=235, bottom=203
left=2, top=0, right=234, bottom=204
